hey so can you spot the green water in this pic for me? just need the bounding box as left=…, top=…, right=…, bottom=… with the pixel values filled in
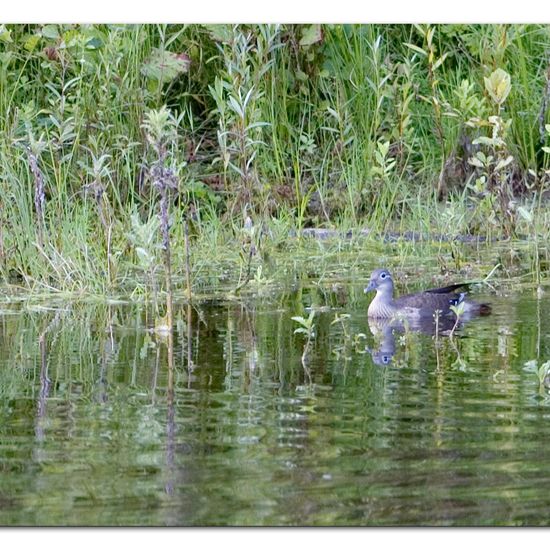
left=1, top=269, right=550, bottom=525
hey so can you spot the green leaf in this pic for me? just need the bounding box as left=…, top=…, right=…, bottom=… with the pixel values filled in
left=426, top=26, right=435, bottom=46
left=468, top=156, right=484, bottom=168
left=484, top=68, right=511, bottom=105
left=494, top=155, right=514, bottom=172
left=86, top=37, right=103, bottom=50
left=228, top=96, right=244, bottom=118
left=524, top=359, right=538, bottom=371
left=291, top=315, right=307, bottom=326
left=0, top=24, right=13, bottom=43
left=432, top=52, right=448, bottom=71
left=41, top=24, right=60, bottom=40
left=23, top=34, right=41, bottom=52
left=136, top=247, right=153, bottom=266
left=141, top=48, right=190, bottom=84
left=300, top=24, right=322, bottom=46
left=204, top=24, right=234, bottom=43
left=450, top=301, right=465, bottom=316
left=473, top=136, right=497, bottom=147
left=517, top=206, right=533, bottom=223
left=377, top=141, right=390, bottom=157
left=404, top=43, right=427, bottom=57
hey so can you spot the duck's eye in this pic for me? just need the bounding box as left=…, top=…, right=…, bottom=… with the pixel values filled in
left=380, top=272, right=387, bottom=279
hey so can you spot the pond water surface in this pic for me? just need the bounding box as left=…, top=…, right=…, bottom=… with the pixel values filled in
left=1, top=258, right=550, bottom=526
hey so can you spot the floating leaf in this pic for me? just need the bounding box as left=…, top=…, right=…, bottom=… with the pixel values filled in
left=300, top=24, right=322, bottom=47
left=484, top=68, right=511, bottom=105
left=141, top=48, right=190, bottom=84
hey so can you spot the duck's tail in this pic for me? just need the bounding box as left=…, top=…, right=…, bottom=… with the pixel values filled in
left=478, top=303, right=492, bottom=316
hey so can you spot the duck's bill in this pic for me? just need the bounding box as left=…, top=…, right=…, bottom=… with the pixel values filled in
left=364, top=281, right=376, bottom=293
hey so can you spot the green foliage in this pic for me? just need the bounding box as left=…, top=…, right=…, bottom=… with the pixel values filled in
left=484, top=68, right=512, bottom=105
left=524, top=359, right=550, bottom=391
left=141, top=48, right=190, bottom=84
left=0, top=23, right=549, bottom=296
left=292, top=311, right=316, bottom=338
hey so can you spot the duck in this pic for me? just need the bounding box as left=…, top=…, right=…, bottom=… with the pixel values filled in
left=364, top=268, right=491, bottom=319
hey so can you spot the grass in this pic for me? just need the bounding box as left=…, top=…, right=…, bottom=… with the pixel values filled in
left=0, top=24, right=549, bottom=300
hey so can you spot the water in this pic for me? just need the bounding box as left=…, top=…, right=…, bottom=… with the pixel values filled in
left=1, top=273, right=550, bottom=525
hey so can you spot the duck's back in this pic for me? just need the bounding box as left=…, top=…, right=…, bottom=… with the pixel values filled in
left=395, top=289, right=465, bottom=317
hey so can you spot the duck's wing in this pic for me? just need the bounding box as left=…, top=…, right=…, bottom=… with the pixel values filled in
left=395, top=290, right=465, bottom=311
left=423, top=282, right=470, bottom=294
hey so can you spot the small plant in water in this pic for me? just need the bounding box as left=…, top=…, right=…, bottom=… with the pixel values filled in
left=331, top=313, right=351, bottom=338
left=449, top=301, right=465, bottom=343
left=235, top=208, right=257, bottom=293
left=433, top=309, right=442, bottom=346
left=330, top=313, right=352, bottom=360
left=524, top=359, right=550, bottom=392
left=292, top=311, right=316, bottom=368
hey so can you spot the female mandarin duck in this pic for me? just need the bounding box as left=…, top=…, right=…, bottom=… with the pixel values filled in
left=364, top=268, right=491, bottom=319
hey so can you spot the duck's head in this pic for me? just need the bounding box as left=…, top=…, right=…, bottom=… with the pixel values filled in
left=364, top=268, right=394, bottom=295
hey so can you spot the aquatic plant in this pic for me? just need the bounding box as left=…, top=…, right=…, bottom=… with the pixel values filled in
left=524, top=359, right=550, bottom=393
left=449, top=300, right=465, bottom=343
left=292, top=311, right=316, bottom=369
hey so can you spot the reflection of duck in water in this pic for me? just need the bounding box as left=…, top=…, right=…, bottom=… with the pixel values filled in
left=366, top=309, right=486, bottom=367
left=366, top=316, right=455, bottom=366
left=364, top=269, right=491, bottom=320
left=367, top=318, right=396, bottom=366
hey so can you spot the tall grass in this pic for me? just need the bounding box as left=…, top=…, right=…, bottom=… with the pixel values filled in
left=0, top=23, right=549, bottom=296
